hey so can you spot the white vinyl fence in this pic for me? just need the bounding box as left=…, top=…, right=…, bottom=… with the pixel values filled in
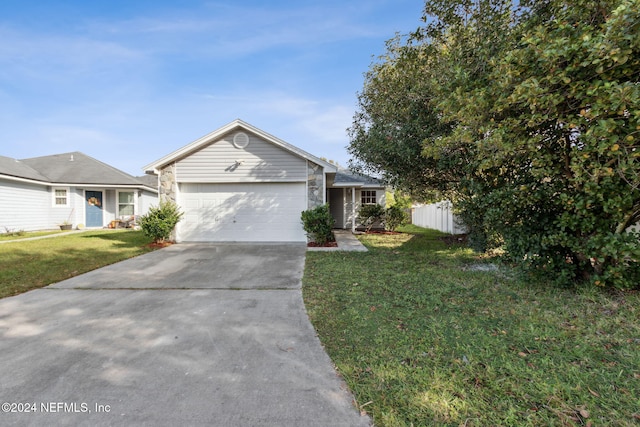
left=411, top=201, right=467, bottom=234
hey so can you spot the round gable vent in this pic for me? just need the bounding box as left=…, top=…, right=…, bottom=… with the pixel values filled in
left=233, top=132, right=250, bottom=149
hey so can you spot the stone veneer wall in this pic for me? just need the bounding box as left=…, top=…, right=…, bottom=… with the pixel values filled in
left=307, top=161, right=324, bottom=209
left=159, top=163, right=177, bottom=204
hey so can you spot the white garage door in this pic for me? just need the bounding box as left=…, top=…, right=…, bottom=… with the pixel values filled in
left=178, top=183, right=307, bottom=242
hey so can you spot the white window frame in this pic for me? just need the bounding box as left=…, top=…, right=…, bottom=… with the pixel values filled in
left=361, top=190, right=377, bottom=205
left=53, top=187, right=70, bottom=207
left=116, top=190, right=137, bottom=219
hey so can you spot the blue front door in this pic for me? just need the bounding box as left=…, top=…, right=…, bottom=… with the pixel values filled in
left=85, top=191, right=103, bottom=227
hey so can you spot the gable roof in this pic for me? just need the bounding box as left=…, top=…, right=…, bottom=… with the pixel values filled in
left=1, top=152, right=156, bottom=191
left=331, top=168, right=384, bottom=188
left=143, top=119, right=338, bottom=174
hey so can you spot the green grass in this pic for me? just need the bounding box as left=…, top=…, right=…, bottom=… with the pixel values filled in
left=0, top=230, right=155, bottom=298
left=303, top=225, right=640, bottom=426
left=0, top=229, right=68, bottom=241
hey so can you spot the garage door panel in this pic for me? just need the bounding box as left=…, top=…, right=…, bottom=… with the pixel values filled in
left=184, top=199, right=200, bottom=209
left=178, top=183, right=306, bottom=242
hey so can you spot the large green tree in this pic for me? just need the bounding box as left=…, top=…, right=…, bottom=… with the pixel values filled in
left=349, top=0, right=640, bottom=287
left=347, top=36, right=452, bottom=201
left=484, top=0, right=640, bottom=287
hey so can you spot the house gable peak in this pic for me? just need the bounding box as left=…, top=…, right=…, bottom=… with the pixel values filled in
left=143, top=119, right=337, bottom=174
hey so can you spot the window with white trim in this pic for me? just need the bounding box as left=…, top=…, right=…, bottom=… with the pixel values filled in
left=53, top=188, right=69, bottom=206
left=118, top=191, right=135, bottom=217
left=361, top=190, right=377, bottom=205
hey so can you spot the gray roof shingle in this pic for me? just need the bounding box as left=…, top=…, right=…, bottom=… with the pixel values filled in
left=19, top=152, right=148, bottom=187
left=0, top=155, right=50, bottom=182
left=333, top=168, right=383, bottom=187
left=1, top=152, right=153, bottom=190
left=136, top=174, right=158, bottom=188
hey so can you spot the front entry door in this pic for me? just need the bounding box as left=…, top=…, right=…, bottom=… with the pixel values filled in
left=85, top=191, right=103, bottom=227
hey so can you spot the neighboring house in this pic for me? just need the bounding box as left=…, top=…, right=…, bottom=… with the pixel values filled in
left=143, top=119, right=386, bottom=242
left=0, top=152, right=158, bottom=231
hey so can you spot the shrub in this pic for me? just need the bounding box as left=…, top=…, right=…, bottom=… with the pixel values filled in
left=3, top=227, right=25, bottom=237
left=301, top=204, right=334, bottom=245
left=385, top=205, right=409, bottom=232
left=139, top=200, right=184, bottom=243
left=358, top=204, right=385, bottom=231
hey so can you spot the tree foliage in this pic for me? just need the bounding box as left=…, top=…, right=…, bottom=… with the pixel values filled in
left=384, top=205, right=410, bottom=232
left=349, top=0, right=640, bottom=288
left=348, top=36, right=453, bottom=201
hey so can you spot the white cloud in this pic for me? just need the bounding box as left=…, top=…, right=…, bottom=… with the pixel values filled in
left=0, top=0, right=421, bottom=174
left=77, top=2, right=385, bottom=59
left=0, top=27, right=143, bottom=72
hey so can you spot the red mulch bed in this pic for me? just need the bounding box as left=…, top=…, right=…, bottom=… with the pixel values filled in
left=307, top=241, right=338, bottom=247
left=363, top=230, right=402, bottom=235
left=147, top=241, right=174, bottom=249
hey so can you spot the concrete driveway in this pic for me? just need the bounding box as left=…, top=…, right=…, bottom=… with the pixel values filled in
left=0, top=244, right=370, bottom=426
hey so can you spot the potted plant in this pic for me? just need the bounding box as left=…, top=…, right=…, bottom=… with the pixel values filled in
left=59, top=209, right=74, bottom=230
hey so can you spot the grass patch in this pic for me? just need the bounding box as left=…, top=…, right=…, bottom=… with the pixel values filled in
left=0, top=229, right=68, bottom=241
left=303, top=225, right=640, bottom=426
left=0, top=230, right=156, bottom=298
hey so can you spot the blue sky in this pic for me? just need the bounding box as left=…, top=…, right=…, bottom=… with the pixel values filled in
left=0, top=0, right=423, bottom=176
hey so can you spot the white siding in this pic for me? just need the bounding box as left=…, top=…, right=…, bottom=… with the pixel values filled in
left=0, top=179, right=50, bottom=231
left=176, top=132, right=307, bottom=183
left=412, top=201, right=467, bottom=234
left=68, top=188, right=84, bottom=226
left=104, top=190, right=112, bottom=221
left=0, top=180, right=156, bottom=231
left=138, top=190, right=158, bottom=216
left=345, top=188, right=356, bottom=229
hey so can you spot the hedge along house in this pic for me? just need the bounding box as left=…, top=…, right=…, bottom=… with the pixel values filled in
left=144, top=120, right=339, bottom=242
left=0, top=152, right=158, bottom=231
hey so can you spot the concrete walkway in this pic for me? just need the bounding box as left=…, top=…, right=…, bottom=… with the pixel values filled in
left=0, top=244, right=370, bottom=427
left=307, top=230, right=368, bottom=252
left=0, top=229, right=88, bottom=244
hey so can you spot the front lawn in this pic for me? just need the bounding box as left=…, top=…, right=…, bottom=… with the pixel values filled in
left=303, top=225, right=640, bottom=426
left=0, top=230, right=155, bottom=298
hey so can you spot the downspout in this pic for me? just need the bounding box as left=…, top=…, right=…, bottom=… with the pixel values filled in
left=351, top=186, right=356, bottom=233
left=322, top=168, right=327, bottom=205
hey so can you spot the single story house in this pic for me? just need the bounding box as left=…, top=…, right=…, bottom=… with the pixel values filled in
left=0, top=152, right=158, bottom=231
left=143, top=119, right=385, bottom=242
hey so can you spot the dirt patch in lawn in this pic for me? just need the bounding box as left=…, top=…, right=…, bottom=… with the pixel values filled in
left=439, top=233, right=468, bottom=246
